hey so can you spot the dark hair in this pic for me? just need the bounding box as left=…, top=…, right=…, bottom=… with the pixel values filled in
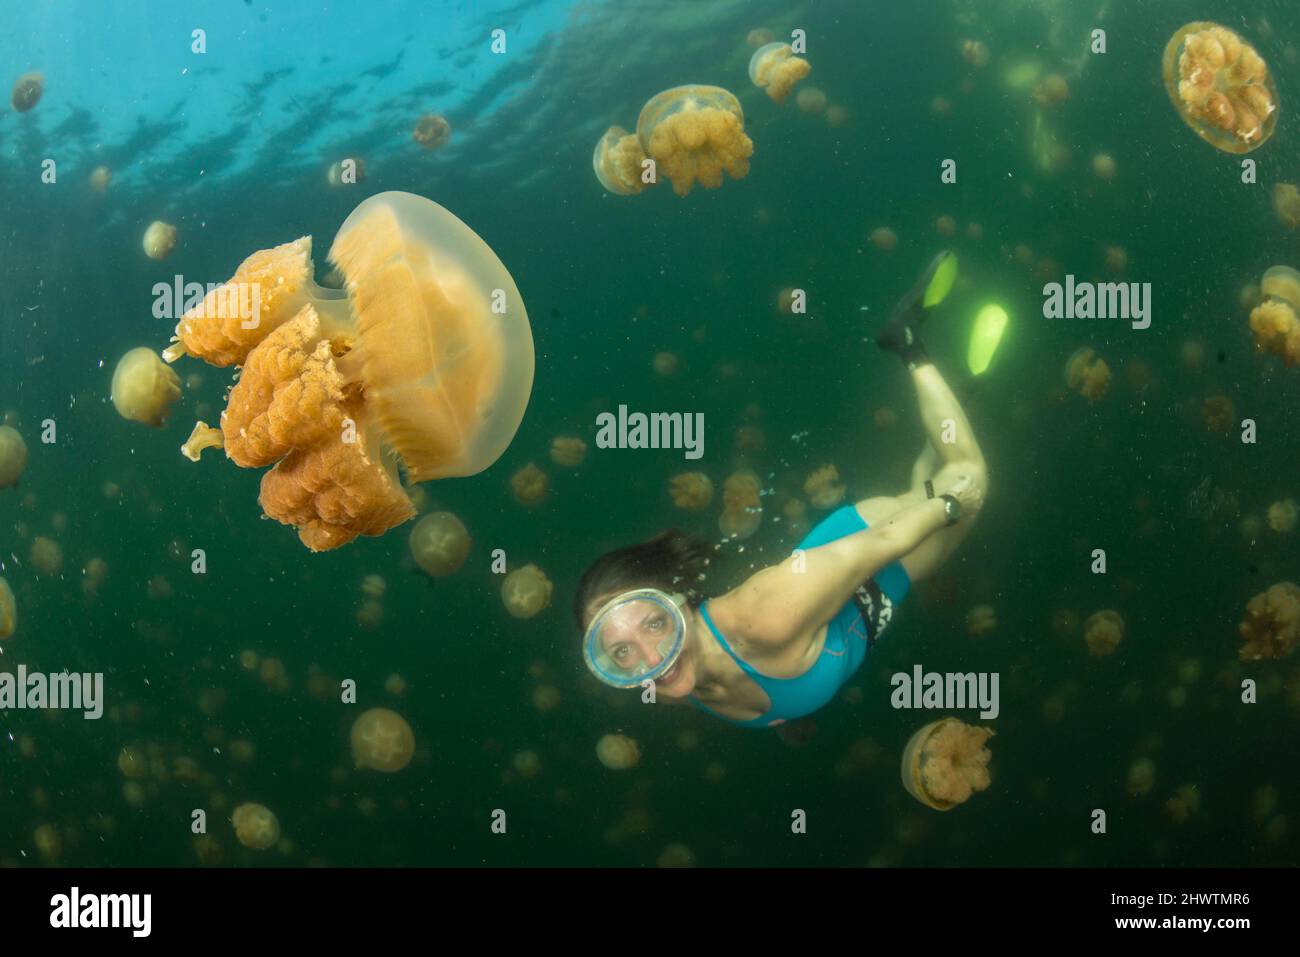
left=573, top=529, right=714, bottom=629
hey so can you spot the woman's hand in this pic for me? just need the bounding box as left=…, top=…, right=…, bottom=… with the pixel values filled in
left=940, top=474, right=984, bottom=517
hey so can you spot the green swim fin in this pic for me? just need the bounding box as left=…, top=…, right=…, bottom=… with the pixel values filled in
left=921, top=250, right=958, bottom=308
left=967, top=303, right=1008, bottom=376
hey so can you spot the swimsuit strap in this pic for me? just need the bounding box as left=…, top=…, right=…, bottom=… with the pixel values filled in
left=698, top=602, right=765, bottom=681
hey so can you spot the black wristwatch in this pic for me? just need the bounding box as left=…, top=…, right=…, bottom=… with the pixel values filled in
left=939, top=493, right=961, bottom=526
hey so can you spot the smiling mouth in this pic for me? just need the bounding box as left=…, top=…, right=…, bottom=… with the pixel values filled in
left=660, top=661, right=681, bottom=683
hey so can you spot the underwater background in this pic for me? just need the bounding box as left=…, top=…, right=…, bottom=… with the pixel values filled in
left=1, top=0, right=1298, bottom=866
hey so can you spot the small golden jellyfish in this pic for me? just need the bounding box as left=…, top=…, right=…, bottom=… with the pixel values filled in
left=111, top=348, right=181, bottom=427
left=1064, top=347, right=1111, bottom=402
left=326, top=157, right=366, bottom=186
left=658, top=844, right=696, bottom=867
left=636, top=85, right=753, bottom=196
left=930, top=96, right=952, bottom=116
left=350, top=707, right=416, bottom=772
left=1083, top=609, right=1125, bottom=656
left=1032, top=73, right=1070, bottom=107
left=511, top=750, right=542, bottom=779
left=1250, top=265, right=1300, bottom=366
left=356, top=599, right=383, bottom=629
left=803, top=465, right=845, bottom=509
left=1202, top=394, right=1236, bottom=434
left=550, top=436, right=587, bottom=468
left=384, top=673, right=407, bottom=696
left=795, top=86, right=827, bottom=114
left=825, top=104, right=850, bottom=127
left=11, top=72, right=43, bottom=112
left=1104, top=245, right=1127, bottom=273
left=869, top=227, right=898, bottom=251
left=1091, top=152, right=1117, bottom=180
left=231, top=802, right=280, bottom=850
left=1166, top=784, right=1201, bottom=823
left=162, top=192, right=534, bottom=551
left=1126, top=757, right=1156, bottom=797
left=669, top=472, right=713, bottom=510
left=734, top=425, right=765, bottom=454
left=502, top=564, right=553, bottom=619
left=746, top=28, right=774, bottom=48
left=30, top=536, right=62, bottom=576
left=142, top=220, right=178, bottom=260
left=360, top=573, right=386, bottom=598
left=748, top=42, right=811, bottom=103
left=408, top=511, right=471, bottom=576
left=89, top=165, right=112, bottom=193
left=0, top=577, right=16, bottom=640
left=413, top=113, right=452, bottom=150
left=653, top=351, right=679, bottom=376
left=873, top=406, right=898, bottom=429
left=935, top=215, right=957, bottom=238
left=532, top=685, right=560, bottom=713
left=719, top=469, right=762, bottom=539
left=966, top=604, right=997, bottom=637
left=901, top=718, right=994, bottom=810
left=1162, top=22, right=1278, bottom=153
left=1267, top=499, right=1298, bottom=532
left=511, top=462, right=549, bottom=506
left=239, top=649, right=259, bottom=671
left=0, top=425, right=28, bottom=489
left=1238, top=582, right=1300, bottom=660
left=961, top=39, right=990, bottom=69
left=592, top=125, right=649, bottom=196
left=117, top=746, right=148, bottom=779
left=776, top=287, right=800, bottom=314
left=1272, top=183, right=1300, bottom=228
left=596, top=733, right=640, bottom=770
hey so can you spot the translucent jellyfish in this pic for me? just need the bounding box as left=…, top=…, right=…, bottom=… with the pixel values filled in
left=360, top=573, right=386, bottom=598
left=1198, top=392, right=1236, bottom=436
left=746, top=28, right=774, bottom=48
left=960, top=40, right=990, bottom=69
left=165, top=192, right=534, bottom=551
left=350, top=707, right=415, bottom=772
left=511, top=462, right=549, bottom=506
left=33, top=824, right=61, bottom=861
left=11, top=72, right=43, bottom=112
left=592, top=126, right=649, bottom=196
left=413, top=113, right=452, bottom=150
left=795, top=87, right=827, bottom=115
left=89, top=166, right=112, bottom=193
left=111, top=348, right=181, bottom=427
left=596, top=733, right=640, bottom=770
left=931, top=96, right=952, bottom=116
left=748, top=42, right=810, bottom=103
left=1237, top=582, right=1300, bottom=660
left=1083, top=609, right=1125, bottom=656
left=0, top=425, right=27, bottom=489
left=657, top=844, right=695, bottom=867
left=1104, top=245, right=1128, bottom=273
left=636, top=86, right=753, bottom=196
left=669, top=472, right=713, bottom=510
left=900, top=718, right=994, bottom=810
left=409, top=511, right=471, bottom=576
left=532, top=685, right=560, bottom=713
left=869, top=227, right=898, bottom=251
left=502, top=564, right=553, bottom=619
left=142, top=221, right=178, bottom=260
left=1162, top=22, right=1278, bottom=153
left=1091, top=152, right=1117, bottom=180
left=873, top=406, right=898, bottom=429
left=549, top=436, right=587, bottom=468
left=1126, top=757, right=1155, bottom=797
left=356, top=599, right=383, bottom=629
left=1032, top=73, right=1070, bottom=107
left=511, top=750, right=542, bottom=779
left=1267, top=498, right=1298, bottom=532
left=231, top=802, right=280, bottom=850
left=824, top=104, right=850, bottom=127
left=719, top=469, right=762, bottom=539
left=0, top=577, right=15, bottom=640
left=326, top=157, right=366, bottom=187
left=966, top=604, right=997, bottom=637
left=1166, top=784, right=1202, bottom=823
left=803, top=465, right=845, bottom=509
left=1249, top=266, right=1300, bottom=366
left=1064, top=347, right=1111, bottom=402
left=1273, top=183, right=1300, bottom=228
left=384, top=673, right=407, bottom=696
left=30, top=536, right=62, bottom=577
left=734, top=425, right=765, bottom=454
left=935, top=215, right=957, bottom=238
left=653, top=351, right=679, bottom=376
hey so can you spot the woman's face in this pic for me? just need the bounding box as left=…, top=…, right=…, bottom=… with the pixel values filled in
left=588, top=594, right=696, bottom=697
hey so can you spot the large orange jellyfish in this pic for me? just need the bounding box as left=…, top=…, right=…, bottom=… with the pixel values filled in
left=0, top=576, right=15, bottom=640
left=593, top=126, right=650, bottom=196
left=413, top=113, right=452, bottom=150
left=748, top=43, right=811, bottom=103
left=1249, top=266, right=1300, bottom=366
left=1162, top=22, right=1278, bottom=153
left=111, top=348, right=182, bottom=427
left=636, top=86, right=753, bottom=197
left=719, top=469, right=762, bottom=539
left=351, top=707, right=415, bottom=771
left=11, top=72, right=42, bottom=112
left=900, top=718, right=994, bottom=810
left=1238, top=582, right=1300, bottom=661
left=169, top=191, right=534, bottom=551
left=0, top=425, right=27, bottom=489
left=409, top=511, right=471, bottom=576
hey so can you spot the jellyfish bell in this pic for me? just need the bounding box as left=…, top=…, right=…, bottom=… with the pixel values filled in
left=669, top=472, right=713, bottom=510
left=592, top=125, right=649, bottom=196
left=795, top=87, right=827, bottom=115
left=413, top=113, right=452, bottom=150
left=596, top=733, right=641, bottom=770
left=719, top=470, right=762, bottom=539
left=326, top=157, right=367, bottom=186
left=408, top=511, right=471, bottom=576
left=869, top=227, right=898, bottom=251
left=111, top=348, right=182, bottom=427
left=0, top=425, right=28, bottom=489
left=1163, top=22, right=1278, bottom=153
left=1250, top=266, right=1300, bottom=366
left=1091, top=152, right=1117, bottom=180
left=350, top=707, right=416, bottom=772
left=165, top=191, right=534, bottom=551
left=142, top=221, right=178, bottom=260
left=231, top=802, right=280, bottom=850
left=901, top=718, right=994, bottom=810
left=636, top=85, right=753, bottom=197
left=89, top=166, right=112, bottom=193
left=0, top=576, right=16, bottom=640
left=11, top=72, right=43, bottom=112
left=748, top=42, right=811, bottom=103
left=502, top=564, right=553, bottom=619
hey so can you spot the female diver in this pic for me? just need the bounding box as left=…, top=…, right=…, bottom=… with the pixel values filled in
left=576, top=251, right=988, bottom=728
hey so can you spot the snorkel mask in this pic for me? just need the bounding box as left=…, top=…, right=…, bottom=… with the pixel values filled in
left=583, top=588, right=688, bottom=689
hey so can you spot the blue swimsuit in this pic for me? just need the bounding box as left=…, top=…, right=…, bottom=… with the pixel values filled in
left=688, top=505, right=911, bottom=728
